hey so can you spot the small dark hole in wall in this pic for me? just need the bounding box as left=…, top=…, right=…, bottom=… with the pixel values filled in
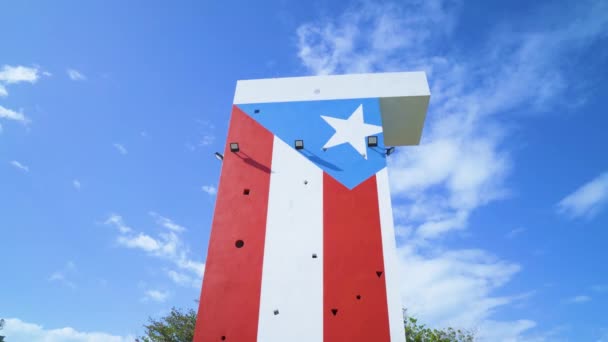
left=221, top=336, right=226, bottom=341
left=376, top=271, right=383, bottom=278
left=312, top=253, right=317, bottom=259
left=235, top=240, right=244, bottom=248
left=331, top=308, right=338, bottom=316
left=243, top=189, right=250, bottom=195
left=356, top=295, right=361, bottom=300
left=274, top=309, right=279, bottom=315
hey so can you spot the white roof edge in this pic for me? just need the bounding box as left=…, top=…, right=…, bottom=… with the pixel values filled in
left=233, top=71, right=430, bottom=104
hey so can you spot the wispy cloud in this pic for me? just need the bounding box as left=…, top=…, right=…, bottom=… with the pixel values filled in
left=557, top=172, right=608, bottom=219
left=0, top=105, right=29, bottom=124
left=0, top=84, right=7, bottom=97
left=113, top=143, right=128, bottom=155
left=73, top=179, right=82, bottom=190
left=48, top=261, right=77, bottom=289
left=506, top=227, right=526, bottom=239
left=10, top=160, right=29, bottom=172
left=565, top=295, right=591, bottom=304
left=201, top=185, right=217, bottom=196
left=0, top=318, right=133, bottom=342
left=104, top=214, right=133, bottom=234
left=199, top=135, right=215, bottom=146
left=67, top=68, right=86, bottom=81
left=149, top=212, right=186, bottom=232
left=143, top=289, right=169, bottom=303
left=166, top=270, right=200, bottom=288
left=117, top=233, right=160, bottom=251
left=102, top=214, right=204, bottom=287
left=296, top=0, right=607, bottom=338
left=399, top=246, right=521, bottom=328
left=187, top=119, right=216, bottom=150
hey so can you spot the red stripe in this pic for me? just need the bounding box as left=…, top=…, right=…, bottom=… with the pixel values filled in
left=194, top=106, right=274, bottom=342
left=323, top=174, right=391, bottom=342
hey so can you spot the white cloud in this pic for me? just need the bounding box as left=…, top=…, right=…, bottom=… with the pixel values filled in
left=149, top=212, right=187, bottom=232
left=296, top=0, right=608, bottom=339
left=143, top=289, right=169, bottom=303
left=566, top=295, right=591, bottom=304
left=166, top=269, right=201, bottom=288
left=0, top=105, right=29, bottom=124
left=0, top=318, right=132, bottom=342
left=102, top=214, right=205, bottom=286
left=117, top=233, right=160, bottom=252
left=113, top=143, right=128, bottom=155
left=0, top=65, right=39, bottom=84
left=0, top=65, right=37, bottom=125
left=476, top=320, right=538, bottom=342
left=73, top=179, right=82, bottom=190
left=103, top=214, right=133, bottom=234
left=399, top=245, right=521, bottom=329
left=201, top=185, right=217, bottom=196
left=67, top=68, right=86, bottom=81
left=10, top=160, right=29, bottom=173
left=557, top=172, right=608, bottom=219
left=199, top=135, right=215, bottom=146
left=48, top=261, right=77, bottom=289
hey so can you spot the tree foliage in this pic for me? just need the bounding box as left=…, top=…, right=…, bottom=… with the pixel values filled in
left=0, top=318, right=5, bottom=342
left=136, top=308, right=196, bottom=342
left=405, top=316, right=475, bottom=342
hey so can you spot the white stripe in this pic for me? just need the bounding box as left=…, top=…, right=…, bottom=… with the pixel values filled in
left=257, top=137, right=324, bottom=342
left=377, top=168, right=406, bottom=342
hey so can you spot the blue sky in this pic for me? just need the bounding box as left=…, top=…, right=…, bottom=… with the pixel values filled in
left=1, top=0, right=607, bottom=341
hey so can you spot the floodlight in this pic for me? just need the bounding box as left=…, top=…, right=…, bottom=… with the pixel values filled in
left=386, top=146, right=395, bottom=156
left=295, top=140, right=304, bottom=150
left=230, top=142, right=240, bottom=152
left=367, top=136, right=378, bottom=147
left=214, top=152, right=224, bottom=161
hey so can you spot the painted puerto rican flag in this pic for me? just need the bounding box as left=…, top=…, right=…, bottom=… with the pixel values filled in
left=193, top=73, right=430, bottom=342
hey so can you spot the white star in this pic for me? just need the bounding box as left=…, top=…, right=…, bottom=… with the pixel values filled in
left=321, top=104, right=382, bottom=159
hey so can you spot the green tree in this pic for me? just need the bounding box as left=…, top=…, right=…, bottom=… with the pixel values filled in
left=405, top=316, right=475, bottom=342
left=0, top=318, right=5, bottom=342
left=136, top=308, right=196, bottom=342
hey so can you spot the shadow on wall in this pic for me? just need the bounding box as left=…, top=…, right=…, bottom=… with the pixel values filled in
left=300, top=149, right=343, bottom=171
left=235, top=151, right=272, bottom=174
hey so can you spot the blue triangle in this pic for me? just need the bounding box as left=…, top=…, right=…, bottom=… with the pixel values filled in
left=237, top=98, right=387, bottom=190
